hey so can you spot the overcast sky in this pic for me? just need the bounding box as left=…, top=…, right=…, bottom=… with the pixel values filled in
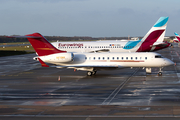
left=0, top=0, right=179, bottom=37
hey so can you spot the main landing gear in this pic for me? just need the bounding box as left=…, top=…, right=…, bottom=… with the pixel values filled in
left=87, top=71, right=97, bottom=76
left=145, top=67, right=163, bottom=76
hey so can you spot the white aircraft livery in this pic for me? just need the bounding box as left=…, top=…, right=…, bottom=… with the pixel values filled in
left=51, top=17, right=171, bottom=53
left=9, top=33, right=174, bottom=76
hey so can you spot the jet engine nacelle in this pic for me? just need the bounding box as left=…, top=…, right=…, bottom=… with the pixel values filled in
left=34, top=53, right=74, bottom=63
left=52, top=52, right=74, bottom=63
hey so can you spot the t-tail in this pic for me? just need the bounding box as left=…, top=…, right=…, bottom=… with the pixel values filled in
left=8, top=33, right=67, bottom=67
left=25, top=33, right=67, bottom=56
left=136, top=17, right=169, bottom=52
left=174, top=32, right=180, bottom=42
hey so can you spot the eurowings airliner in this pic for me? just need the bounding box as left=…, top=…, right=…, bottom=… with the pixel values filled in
left=174, top=32, right=180, bottom=43
left=51, top=17, right=171, bottom=53
left=9, top=33, right=174, bottom=76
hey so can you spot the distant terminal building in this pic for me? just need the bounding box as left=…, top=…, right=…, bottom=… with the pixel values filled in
left=164, top=37, right=170, bottom=39
left=131, top=37, right=139, bottom=41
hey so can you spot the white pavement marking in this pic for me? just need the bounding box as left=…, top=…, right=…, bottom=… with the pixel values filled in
left=101, top=68, right=139, bottom=105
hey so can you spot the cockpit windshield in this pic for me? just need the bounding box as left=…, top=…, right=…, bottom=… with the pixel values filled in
left=155, top=55, right=163, bottom=58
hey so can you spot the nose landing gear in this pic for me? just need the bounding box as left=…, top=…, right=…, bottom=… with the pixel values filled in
left=87, top=71, right=97, bottom=76
left=158, top=67, right=163, bottom=76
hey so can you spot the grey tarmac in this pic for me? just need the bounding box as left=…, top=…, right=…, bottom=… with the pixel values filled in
left=0, top=43, right=180, bottom=120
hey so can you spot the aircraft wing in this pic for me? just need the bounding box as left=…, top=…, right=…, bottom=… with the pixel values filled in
left=56, top=65, right=121, bottom=68
left=90, top=49, right=109, bottom=53
left=37, top=58, right=122, bottom=69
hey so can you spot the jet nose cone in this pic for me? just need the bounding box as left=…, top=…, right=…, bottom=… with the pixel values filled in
left=167, top=59, right=174, bottom=66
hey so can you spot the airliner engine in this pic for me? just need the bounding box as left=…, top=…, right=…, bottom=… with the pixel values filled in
left=34, top=53, right=74, bottom=63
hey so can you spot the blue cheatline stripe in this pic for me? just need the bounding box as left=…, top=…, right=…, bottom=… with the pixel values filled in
left=123, top=40, right=141, bottom=50
left=153, top=17, right=169, bottom=27
left=174, top=32, right=179, bottom=36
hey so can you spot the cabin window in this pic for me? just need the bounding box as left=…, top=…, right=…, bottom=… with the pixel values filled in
left=117, top=57, right=119, bottom=60
left=122, top=57, right=123, bottom=60
left=145, top=57, right=147, bottom=60
left=131, top=57, right=133, bottom=60
left=135, top=57, right=137, bottom=60
left=89, top=57, right=91, bottom=60
left=98, top=57, right=100, bottom=60
left=85, top=57, right=87, bottom=60
left=126, top=57, right=128, bottom=60
left=103, top=57, right=105, bottom=60
left=93, top=57, right=95, bottom=60
left=112, top=57, right=114, bottom=60
left=107, top=57, right=109, bottom=60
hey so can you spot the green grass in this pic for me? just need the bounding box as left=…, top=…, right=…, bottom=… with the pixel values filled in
left=0, top=42, right=30, bottom=45
left=0, top=45, right=35, bottom=51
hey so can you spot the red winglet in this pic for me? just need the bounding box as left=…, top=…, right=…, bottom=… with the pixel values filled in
left=38, top=58, right=49, bottom=67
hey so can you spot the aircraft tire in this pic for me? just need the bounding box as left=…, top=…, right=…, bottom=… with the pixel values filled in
left=158, top=72, right=162, bottom=76
left=87, top=71, right=92, bottom=76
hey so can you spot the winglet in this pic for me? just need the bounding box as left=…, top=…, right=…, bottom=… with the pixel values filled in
left=38, top=58, right=49, bottom=67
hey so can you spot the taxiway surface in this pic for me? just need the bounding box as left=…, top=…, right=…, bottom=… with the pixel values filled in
left=0, top=43, right=180, bottom=119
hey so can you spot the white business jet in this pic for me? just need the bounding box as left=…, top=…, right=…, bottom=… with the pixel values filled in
left=9, top=33, right=174, bottom=76
left=51, top=17, right=171, bottom=53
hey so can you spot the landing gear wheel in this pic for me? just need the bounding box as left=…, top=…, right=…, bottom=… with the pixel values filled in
left=158, top=72, right=162, bottom=76
left=87, top=71, right=92, bottom=76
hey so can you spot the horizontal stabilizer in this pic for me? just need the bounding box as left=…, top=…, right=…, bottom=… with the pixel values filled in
left=152, top=42, right=169, bottom=47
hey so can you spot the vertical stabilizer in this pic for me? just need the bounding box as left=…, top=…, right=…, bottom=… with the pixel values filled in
left=174, top=32, right=180, bottom=42
left=137, top=17, right=169, bottom=52
left=25, top=33, right=66, bottom=56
